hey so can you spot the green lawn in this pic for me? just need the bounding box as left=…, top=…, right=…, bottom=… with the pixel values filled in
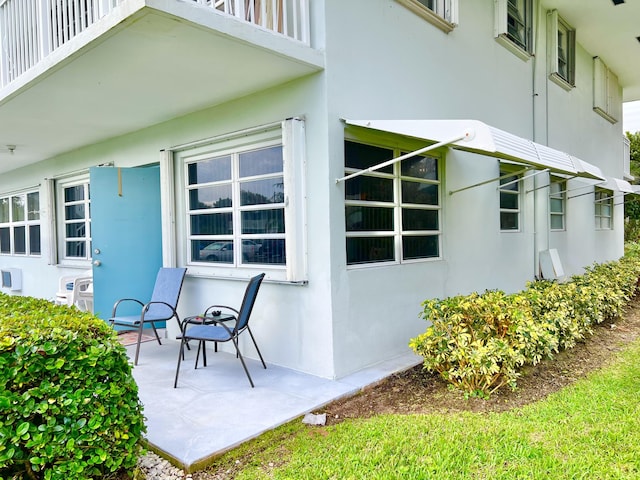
left=207, top=340, right=640, bottom=479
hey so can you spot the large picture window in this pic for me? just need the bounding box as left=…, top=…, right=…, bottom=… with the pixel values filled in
left=187, top=145, right=286, bottom=266
left=344, top=140, right=441, bottom=266
left=0, top=190, right=41, bottom=256
left=173, top=119, right=307, bottom=282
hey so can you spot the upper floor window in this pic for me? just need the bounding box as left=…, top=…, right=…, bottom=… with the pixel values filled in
left=344, top=140, right=441, bottom=266
left=495, top=0, right=533, bottom=59
left=57, top=178, right=91, bottom=261
left=173, top=118, right=307, bottom=283
left=548, top=11, right=575, bottom=89
left=0, top=191, right=41, bottom=256
left=594, top=188, right=613, bottom=230
left=593, top=57, right=622, bottom=124
left=499, top=166, right=521, bottom=231
left=549, top=178, right=566, bottom=231
left=396, top=0, right=458, bottom=33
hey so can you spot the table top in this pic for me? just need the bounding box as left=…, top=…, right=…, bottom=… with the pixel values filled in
left=183, top=313, right=235, bottom=325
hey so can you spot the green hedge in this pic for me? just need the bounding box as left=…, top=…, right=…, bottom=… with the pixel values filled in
left=0, top=295, right=145, bottom=479
left=410, top=244, right=640, bottom=396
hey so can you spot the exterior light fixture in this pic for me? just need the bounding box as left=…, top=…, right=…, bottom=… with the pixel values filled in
left=6, top=145, right=16, bottom=154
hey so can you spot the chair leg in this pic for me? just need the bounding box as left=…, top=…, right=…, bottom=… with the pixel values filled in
left=174, top=337, right=188, bottom=388
left=246, top=326, right=266, bottom=369
left=150, top=322, right=162, bottom=345
left=232, top=338, right=255, bottom=388
left=133, top=324, right=144, bottom=366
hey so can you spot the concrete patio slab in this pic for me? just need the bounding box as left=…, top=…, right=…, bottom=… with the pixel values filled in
left=126, top=333, right=421, bottom=470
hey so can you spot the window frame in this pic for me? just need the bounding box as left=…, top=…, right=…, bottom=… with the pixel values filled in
left=170, top=119, right=307, bottom=283
left=547, top=10, right=576, bottom=90
left=549, top=177, right=566, bottom=231
left=495, top=0, right=533, bottom=60
left=396, top=0, right=458, bottom=33
left=499, top=165, right=522, bottom=232
left=594, top=188, right=613, bottom=230
left=55, top=175, right=92, bottom=266
left=343, top=137, right=443, bottom=268
left=0, top=189, right=41, bottom=257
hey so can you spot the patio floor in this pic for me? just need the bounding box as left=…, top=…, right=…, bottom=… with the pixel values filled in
left=125, top=332, right=422, bottom=470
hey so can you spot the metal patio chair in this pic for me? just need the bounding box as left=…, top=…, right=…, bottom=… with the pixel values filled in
left=174, top=273, right=266, bottom=388
left=109, top=267, right=187, bottom=365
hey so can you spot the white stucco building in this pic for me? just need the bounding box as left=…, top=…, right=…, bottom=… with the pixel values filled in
left=1, top=0, right=639, bottom=379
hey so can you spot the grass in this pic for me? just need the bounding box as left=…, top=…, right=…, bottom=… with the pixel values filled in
left=204, top=340, right=640, bottom=479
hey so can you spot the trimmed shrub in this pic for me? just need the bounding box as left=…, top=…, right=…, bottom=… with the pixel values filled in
left=0, top=294, right=145, bottom=480
left=410, top=244, right=640, bottom=396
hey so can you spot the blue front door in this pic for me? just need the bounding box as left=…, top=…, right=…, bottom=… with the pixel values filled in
left=90, top=166, right=163, bottom=322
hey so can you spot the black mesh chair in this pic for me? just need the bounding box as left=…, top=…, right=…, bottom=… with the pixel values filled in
left=174, top=273, right=266, bottom=388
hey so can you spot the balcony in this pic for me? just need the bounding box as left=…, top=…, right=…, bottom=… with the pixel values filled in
left=0, top=0, right=323, bottom=173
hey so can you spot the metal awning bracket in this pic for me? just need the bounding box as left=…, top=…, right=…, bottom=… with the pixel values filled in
left=448, top=167, right=532, bottom=196
left=335, top=130, right=474, bottom=184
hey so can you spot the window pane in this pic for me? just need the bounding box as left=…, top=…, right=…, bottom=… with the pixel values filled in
left=550, top=198, right=563, bottom=214
left=0, top=227, right=9, bottom=253
left=345, top=176, right=393, bottom=202
left=241, top=209, right=285, bottom=234
left=190, top=213, right=233, bottom=235
left=402, top=181, right=438, bottom=205
left=27, top=193, right=39, bottom=220
left=499, top=176, right=519, bottom=191
left=188, top=156, right=231, bottom=185
left=239, top=146, right=283, bottom=177
left=65, top=204, right=85, bottom=220
left=0, top=198, right=8, bottom=223
left=11, top=196, right=25, bottom=222
left=500, top=192, right=519, bottom=210
left=66, top=241, right=86, bottom=258
left=402, top=209, right=438, bottom=231
left=345, top=141, right=394, bottom=173
left=13, top=226, right=25, bottom=254
left=189, top=185, right=232, bottom=210
left=251, top=239, right=286, bottom=265
left=550, top=215, right=564, bottom=230
left=66, top=222, right=86, bottom=238
left=501, top=212, right=519, bottom=230
left=193, top=240, right=234, bottom=264
left=345, top=206, right=394, bottom=232
left=29, top=225, right=41, bottom=255
left=403, top=235, right=439, bottom=260
left=347, top=237, right=394, bottom=264
left=401, top=155, right=438, bottom=180
left=64, top=185, right=85, bottom=202
left=240, top=177, right=285, bottom=206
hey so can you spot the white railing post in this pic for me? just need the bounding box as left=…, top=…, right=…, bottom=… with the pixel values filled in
left=0, top=3, right=7, bottom=87
left=38, top=0, right=52, bottom=60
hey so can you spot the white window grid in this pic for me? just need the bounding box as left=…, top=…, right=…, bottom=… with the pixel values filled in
left=57, top=179, right=91, bottom=261
left=0, top=190, right=41, bottom=256
left=549, top=178, right=566, bottom=231
left=595, top=188, right=613, bottom=230
left=344, top=141, right=442, bottom=266
left=499, top=167, right=521, bottom=232
left=184, top=140, right=286, bottom=269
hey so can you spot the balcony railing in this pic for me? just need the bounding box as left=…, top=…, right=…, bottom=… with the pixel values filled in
left=0, top=0, right=310, bottom=88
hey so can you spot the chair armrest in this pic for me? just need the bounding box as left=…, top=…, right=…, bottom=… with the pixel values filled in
left=141, top=300, right=178, bottom=320
left=111, top=298, right=144, bottom=317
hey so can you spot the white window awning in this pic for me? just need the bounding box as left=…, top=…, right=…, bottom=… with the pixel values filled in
left=342, top=119, right=606, bottom=181
left=603, top=177, right=634, bottom=193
